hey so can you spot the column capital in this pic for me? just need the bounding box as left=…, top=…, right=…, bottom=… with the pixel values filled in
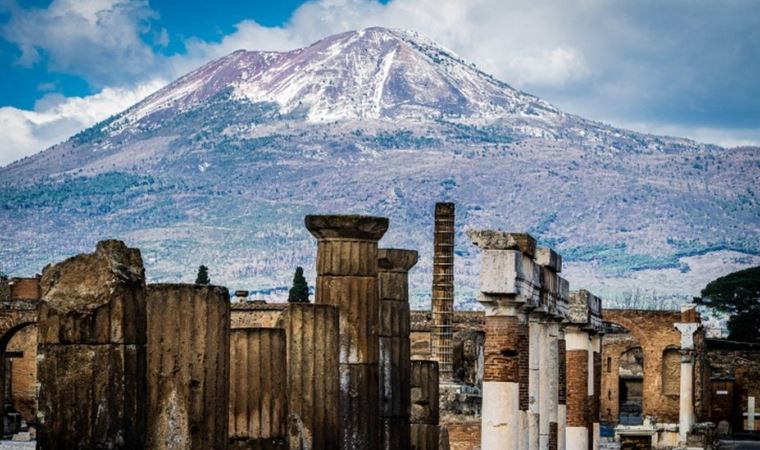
left=675, top=323, right=701, bottom=350
left=305, top=215, right=388, bottom=241
left=378, top=248, right=418, bottom=272
left=467, top=230, right=536, bottom=255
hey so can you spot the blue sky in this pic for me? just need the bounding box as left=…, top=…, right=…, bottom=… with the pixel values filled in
left=0, top=0, right=758, bottom=165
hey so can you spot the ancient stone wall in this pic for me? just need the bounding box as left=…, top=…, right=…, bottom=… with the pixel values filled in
left=231, top=303, right=286, bottom=329
left=6, top=324, right=37, bottom=422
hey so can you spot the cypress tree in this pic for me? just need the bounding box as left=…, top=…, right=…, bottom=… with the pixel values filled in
left=195, top=265, right=210, bottom=285
left=288, top=267, right=309, bottom=303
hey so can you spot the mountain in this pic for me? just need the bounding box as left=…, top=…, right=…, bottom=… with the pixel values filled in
left=1, top=27, right=759, bottom=307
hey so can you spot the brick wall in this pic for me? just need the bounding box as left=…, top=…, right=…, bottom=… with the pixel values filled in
left=483, top=316, right=521, bottom=382
left=444, top=421, right=480, bottom=450
left=6, top=324, right=37, bottom=422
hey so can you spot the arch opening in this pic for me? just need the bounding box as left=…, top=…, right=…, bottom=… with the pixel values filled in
left=618, top=346, right=644, bottom=425
left=0, top=321, right=37, bottom=439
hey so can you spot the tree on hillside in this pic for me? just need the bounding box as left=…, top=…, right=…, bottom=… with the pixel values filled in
left=288, top=267, right=309, bottom=303
left=195, top=265, right=210, bottom=285
left=696, top=266, right=760, bottom=343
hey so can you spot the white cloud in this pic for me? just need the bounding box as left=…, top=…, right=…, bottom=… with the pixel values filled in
left=0, top=80, right=164, bottom=166
left=1, top=0, right=158, bottom=86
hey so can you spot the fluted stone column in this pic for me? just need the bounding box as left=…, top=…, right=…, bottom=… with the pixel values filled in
left=229, top=328, right=287, bottom=449
left=468, top=231, right=540, bottom=450
left=410, top=360, right=440, bottom=450
left=675, top=307, right=700, bottom=445
left=378, top=248, right=418, bottom=450
left=36, top=240, right=147, bottom=450
left=281, top=303, right=340, bottom=450
left=305, top=215, right=388, bottom=450
left=146, top=284, right=230, bottom=450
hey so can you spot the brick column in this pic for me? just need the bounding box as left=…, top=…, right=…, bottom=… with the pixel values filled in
left=468, top=230, right=540, bottom=450
left=229, top=328, right=287, bottom=449
left=378, top=248, right=418, bottom=450
left=37, top=240, right=147, bottom=449
left=565, top=327, right=589, bottom=450
left=146, top=284, right=231, bottom=450
left=305, top=214, right=388, bottom=450
left=675, top=305, right=700, bottom=445
left=410, top=360, right=440, bottom=450
left=282, top=303, right=340, bottom=449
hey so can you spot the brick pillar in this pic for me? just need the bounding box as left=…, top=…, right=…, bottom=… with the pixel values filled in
left=229, top=328, right=287, bottom=449
left=468, top=230, right=539, bottom=450
left=565, top=327, right=589, bottom=450
left=37, top=240, right=147, bottom=449
left=410, top=360, right=439, bottom=450
left=378, top=248, right=418, bottom=450
left=431, top=202, right=454, bottom=382
left=557, top=335, right=567, bottom=450
left=146, top=284, right=230, bottom=450
left=305, top=214, right=388, bottom=450
left=282, top=303, right=340, bottom=450
left=675, top=308, right=700, bottom=445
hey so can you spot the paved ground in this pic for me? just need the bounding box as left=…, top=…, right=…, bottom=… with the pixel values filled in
left=718, top=441, right=760, bottom=450
left=0, top=442, right=34, bottom=449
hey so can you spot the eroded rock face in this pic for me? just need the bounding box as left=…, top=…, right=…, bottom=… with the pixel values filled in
left=36, top=239, right=147, bottom=450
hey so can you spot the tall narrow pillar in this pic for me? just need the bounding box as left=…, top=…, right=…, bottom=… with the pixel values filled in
left=528, top=314, right=543, bottom=450
left=229, top=328, right=287, bottom=449
left=146, top=284, right=231, bottom=450
left=591, top=335, right=601, bottom=450
left=305, top=215, right=388, bottom=450
left=557, top=334, right=567, bottom=450
left=281, top=303, right=340, bottom=450
left=378, top=248, right=418, bottom=450
left=468, top=230, right=540, bottom=450
left=675, top=306, right=700, bottom=445
left=37, top=240, right=147, bottom=449
left=410, top=360, right=440, bottom=450
left=431, top=203, right=455, bottom=382
left=565, top=327, right=589, bottom=450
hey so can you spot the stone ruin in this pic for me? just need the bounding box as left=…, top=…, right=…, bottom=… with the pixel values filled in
left=0, top=210, right=721, bottom=450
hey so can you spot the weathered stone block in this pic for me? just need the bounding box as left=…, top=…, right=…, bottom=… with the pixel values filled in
left=379, top=336, right=411, bottom=417
left=536, top=247, right=562, bottom=273
left=411, top=360, right=439, bottom=425
left=467, top=230, right=536, bottom=256
left=410, top=424, right=439, bottom=450
left=339, top=364, right=379, bottom=450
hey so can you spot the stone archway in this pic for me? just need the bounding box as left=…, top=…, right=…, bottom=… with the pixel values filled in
left=602, top=310, right=683, bottom=423
left=0, top=303, right=39, bottom=437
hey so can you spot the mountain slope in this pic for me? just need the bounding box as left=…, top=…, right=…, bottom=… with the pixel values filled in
left=1, top=27, right=759, bottom=307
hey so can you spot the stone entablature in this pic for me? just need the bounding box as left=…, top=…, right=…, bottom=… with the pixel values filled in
left=568, top=290, right=603, bottom=330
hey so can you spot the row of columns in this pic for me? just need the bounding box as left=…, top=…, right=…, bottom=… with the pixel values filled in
left=468, top=230, right=604, bottom=450
left=34, top=215, right=440, bottom=450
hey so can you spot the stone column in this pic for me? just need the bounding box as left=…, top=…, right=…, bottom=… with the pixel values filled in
left=528, top=314, right=543, bottom=450
left=431, top=203, right=455, bottom=382
left=378, top=248, right=418, bottom=450
left=36, top=240, right=147, bottom=449
left=565, top=327, right=589, bottom=450
left=229, top=328, right=287, bottom=449
left=281, top=303, right=340, bottom=450
left=410, top=360, right=440, bottom=450
left=146, top=284, right=230, bottom=450
left=468, top=231, right=540, bottom=450
left=305, top=214, right=388, bottom=450
left=591, top=335, right=601, bottom=450
left=675, top=308, right=700, bottom=445
left=557, top=333, right=567, bottom=450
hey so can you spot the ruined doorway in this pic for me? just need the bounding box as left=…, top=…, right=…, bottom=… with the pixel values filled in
left=619, top=346, right=644, bottom=425
left=0, top=323, right=37, bottom=438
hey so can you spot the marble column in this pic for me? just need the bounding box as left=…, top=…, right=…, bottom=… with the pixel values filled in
left=675, top=316, right=700, bottom=445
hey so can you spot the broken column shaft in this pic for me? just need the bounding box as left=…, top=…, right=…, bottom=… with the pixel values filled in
left=378, top=248, right=418, bottom=450
left=146, top=284, right=230, bottom=450
left=36, top=240, right=147, bottom=449
left=431, top=202, right=455, bottom=382
left=306, top=215, right=388, bottom=450
left=281, top=303, right=341, bottom=450
left=468, top=231, right=540, bottom=450
left=229, top=328, right=287, bottom=449
left=410, top=360, right=440, bottom=450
